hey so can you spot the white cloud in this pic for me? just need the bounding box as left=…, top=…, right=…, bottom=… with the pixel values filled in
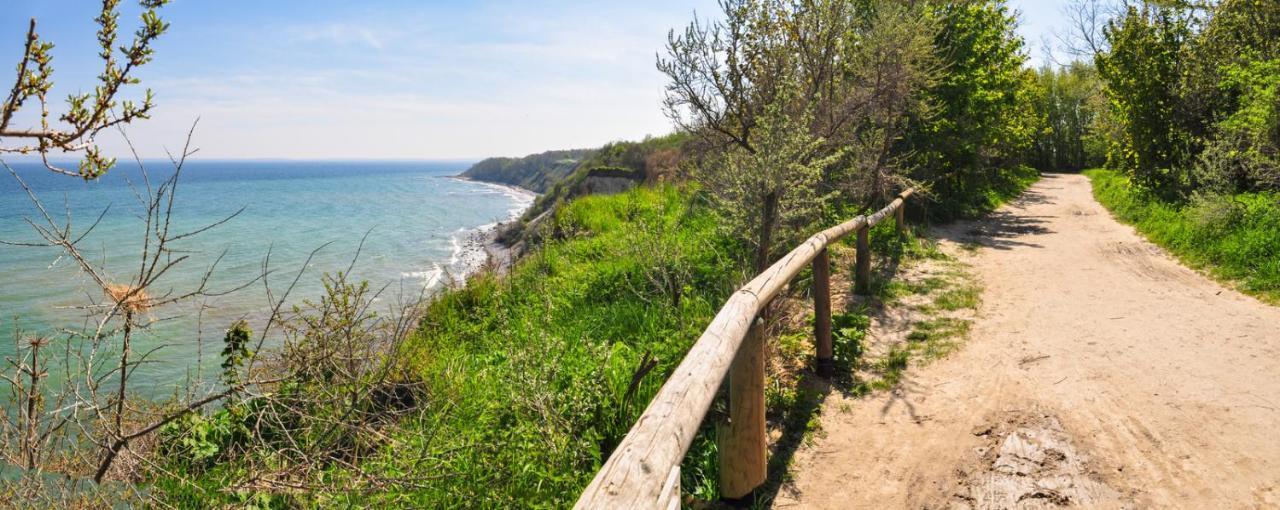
left=285, top=22, right=392, bottom=50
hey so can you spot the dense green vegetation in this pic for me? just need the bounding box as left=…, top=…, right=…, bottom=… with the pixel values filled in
left=905, top=1, right=1041, bottom=219
left=1029, top=62, right=1108, bottom=172
left=1094, top=0, right=1278, bottom=196
left=1087, top=169, right=1280, bottom=302
left=460, top=148, right=594, bottom=193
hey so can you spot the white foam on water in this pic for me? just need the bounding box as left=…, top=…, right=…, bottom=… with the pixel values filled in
left=461, top=179, right=537, bottom=221
left=401, top=263, right=444, bottom=289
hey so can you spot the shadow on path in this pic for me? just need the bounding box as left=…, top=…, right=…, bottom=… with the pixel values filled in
left=756, top=182, right=1060, bottom=507
left=936, top=186, right=1058, bottom=250
left=754, top=227, right=922, bottom=508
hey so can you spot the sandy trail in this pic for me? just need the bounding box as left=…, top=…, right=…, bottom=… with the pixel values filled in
left=774, top=173, right=1280, bottom=509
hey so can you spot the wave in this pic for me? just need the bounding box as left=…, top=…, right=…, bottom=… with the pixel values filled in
left=451, top=177, right=538, bottom=221
left=401, top=263, right=444, bottom=289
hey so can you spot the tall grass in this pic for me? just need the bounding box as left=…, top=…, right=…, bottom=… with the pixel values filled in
left=1086, top=169, right=1280, bottom=303
left=377, top=186, right=742, bottom=507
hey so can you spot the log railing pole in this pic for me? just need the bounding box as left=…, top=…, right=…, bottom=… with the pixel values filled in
left=855, top=225, right=871, bottom=295
left=812, top=248, right=833, bottom=376
left=717, top=315, right=767, bottom=502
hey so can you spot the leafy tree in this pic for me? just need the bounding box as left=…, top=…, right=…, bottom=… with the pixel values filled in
left=660, top=0, right=939, bottom=267
left=696, top=89, right=841, bottom=271
left=0, top=0, right=169, bottom=179
left=905, top=0, right=1039, bottom=217
left=1096, top=3, right=1197, bottom=196
left=1089, top=0, right=1280, bottom=195
left=827, top=2, right=939, bottom=206
left=1194, top=58, right=1280, bottom=191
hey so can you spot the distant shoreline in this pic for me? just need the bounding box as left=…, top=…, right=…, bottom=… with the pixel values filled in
left=445, top=177, right=537, bottom=280
left=450, top=174, right=539, bottom=195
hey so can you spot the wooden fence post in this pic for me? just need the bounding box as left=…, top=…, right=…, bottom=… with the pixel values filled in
left=812, top=248, right=833, bottom=376
left=855, top=225, right=871, bottom=295
left=895, top=200, right=906, bottom=237
left=717, top=315, right=767, bottom=502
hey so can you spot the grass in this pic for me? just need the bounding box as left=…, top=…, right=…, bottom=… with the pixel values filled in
left=930, top=283, right=981, bottom=311
left=389, top=185, right=743, bottom=507
left=152, top=185, right=745, bottom=508
left=1086, top=169, right=1280, bottom=303
left=859, top=231, right=982, bottom=393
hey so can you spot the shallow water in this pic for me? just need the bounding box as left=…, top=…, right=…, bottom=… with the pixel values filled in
left=0, top=160, right=531, bottom=393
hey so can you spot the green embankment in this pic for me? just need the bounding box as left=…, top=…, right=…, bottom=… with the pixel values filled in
left=390, top=185, right=742, bottom=506
left=1086, top=169, right=1280, bottom=303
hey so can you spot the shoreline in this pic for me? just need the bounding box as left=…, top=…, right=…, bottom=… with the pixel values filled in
left=444, top=177, right=538, bottom=282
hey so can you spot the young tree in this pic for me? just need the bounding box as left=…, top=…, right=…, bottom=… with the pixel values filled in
left=0, top=0, right=168, bottom=179
left=827, top=2, right=939, bottom=205
left=661, top=0, right=938, bottom=267
left=697, top=90, right=841, bottom=272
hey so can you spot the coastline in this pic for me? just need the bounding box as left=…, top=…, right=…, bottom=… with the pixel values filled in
left=444, top=177, right=538, bottom=281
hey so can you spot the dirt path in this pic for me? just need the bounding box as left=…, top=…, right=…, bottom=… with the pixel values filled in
left=774, top=173, right=1280, bottom=509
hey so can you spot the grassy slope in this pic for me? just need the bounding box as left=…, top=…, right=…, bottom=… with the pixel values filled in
left=376, top=186, right=742, bottom=507
left=1085, top=169, right=1280, bottom=303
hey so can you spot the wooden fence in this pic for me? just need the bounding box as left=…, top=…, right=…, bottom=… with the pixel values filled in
left=575, top=189, right=916, bottom=508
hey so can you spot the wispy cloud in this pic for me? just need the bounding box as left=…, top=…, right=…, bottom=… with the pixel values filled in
left=286, top=22, right=393, bottom=50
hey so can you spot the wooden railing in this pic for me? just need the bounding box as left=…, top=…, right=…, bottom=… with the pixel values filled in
left=575, top=189, right=916, bottom=508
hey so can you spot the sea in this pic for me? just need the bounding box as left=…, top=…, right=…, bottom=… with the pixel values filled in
left=0, top=160, right=533, bottom=394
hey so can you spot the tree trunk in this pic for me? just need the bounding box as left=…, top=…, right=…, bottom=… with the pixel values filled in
left=754, top=191, right=780, bottom=273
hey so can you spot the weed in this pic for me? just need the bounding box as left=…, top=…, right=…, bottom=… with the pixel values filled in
left=931, top=284, right=981, bottom=311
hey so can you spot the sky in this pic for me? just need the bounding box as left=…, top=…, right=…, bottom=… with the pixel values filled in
left=1, top=0, right=1073, bottom=161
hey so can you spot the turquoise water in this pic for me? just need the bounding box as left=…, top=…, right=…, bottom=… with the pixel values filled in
left=0, top=160, right=531, bottom=392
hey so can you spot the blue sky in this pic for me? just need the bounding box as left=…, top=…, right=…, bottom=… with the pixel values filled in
left=2, top=0, right=1073, bottom=160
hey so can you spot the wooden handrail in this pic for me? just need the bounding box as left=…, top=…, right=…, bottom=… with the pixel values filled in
left=576, top=189, right=916, bottom=509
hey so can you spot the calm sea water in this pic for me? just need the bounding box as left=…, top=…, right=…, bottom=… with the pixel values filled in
left=0, top=160, right=531, bottom=392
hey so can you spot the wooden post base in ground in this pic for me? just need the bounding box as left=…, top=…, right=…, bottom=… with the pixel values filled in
left=895, top=201, right=906, bottom=237
left=812, top=248, right=833, bottom=376
left=717, top=316, right=767, bottom=500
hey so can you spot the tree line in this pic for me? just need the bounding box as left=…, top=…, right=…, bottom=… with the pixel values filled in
left=1032, top=0, right=1279, bottom=198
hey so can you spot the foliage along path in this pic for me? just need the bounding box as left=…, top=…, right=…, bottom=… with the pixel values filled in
left=775, top=174, right=1280, bottom=509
